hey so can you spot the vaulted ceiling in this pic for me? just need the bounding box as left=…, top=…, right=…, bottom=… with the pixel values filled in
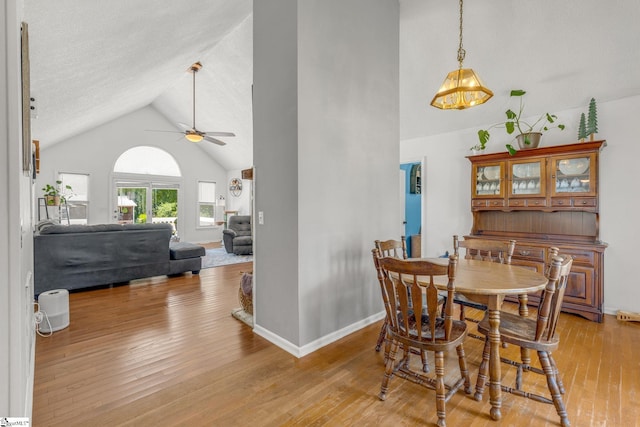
left=24, top=0, right=640, bottom=170
left=24, top=0, right=253, bottom=170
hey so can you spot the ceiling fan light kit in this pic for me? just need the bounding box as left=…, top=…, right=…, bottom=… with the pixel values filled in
left=147, top=61, right=235, bottom=145
left=185, top=132, right=203, bottom=143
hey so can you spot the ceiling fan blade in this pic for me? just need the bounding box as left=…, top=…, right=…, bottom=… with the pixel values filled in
left=202, top=131, right=235, bottom=137
left=177, top=122, right=192, bottom=131
left=203, top=135, right=227, bottom=146
left=145, top=129, right=184, bottom=134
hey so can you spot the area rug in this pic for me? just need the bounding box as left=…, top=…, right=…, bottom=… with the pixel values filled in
left=201, top=248, right=253, bottom=269
left=231, top=308, right=253, bottom=328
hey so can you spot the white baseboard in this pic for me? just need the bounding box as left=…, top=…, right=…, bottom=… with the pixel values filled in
left=253, top=310, right=385, bottom=358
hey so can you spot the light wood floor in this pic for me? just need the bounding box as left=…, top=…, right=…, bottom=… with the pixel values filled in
left=33, top=264, right=640, bottom=426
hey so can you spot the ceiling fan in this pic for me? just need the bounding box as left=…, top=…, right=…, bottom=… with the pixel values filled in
left=148, top=62, right=235, bottom=146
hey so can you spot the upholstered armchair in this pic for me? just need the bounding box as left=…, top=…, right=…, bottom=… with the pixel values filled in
left=223, top=215, right=253, bottom=255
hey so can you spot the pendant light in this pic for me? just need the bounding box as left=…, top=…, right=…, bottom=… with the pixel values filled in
left=430, top=0, right=493, bottom=110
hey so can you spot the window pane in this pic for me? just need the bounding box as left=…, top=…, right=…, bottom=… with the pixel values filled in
left=114, top=146, right=181, bottom=176
left=59, top=173, right=89, bottom=224
left=68, top=202, right=88, bottom=225
left=199, top=203, right=215, bottom=227
left=118, top=187, right=147, bottom=223
left=198, top=181, right=216, bottom=227
left=198, top=181, right=216, bottom=203
left=59, top=172, right=88, bottom=201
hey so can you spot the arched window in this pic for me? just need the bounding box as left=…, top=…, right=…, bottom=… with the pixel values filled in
left=112, top=147, right=181, bottom=234
left=114, top=146, right=181, bottom=176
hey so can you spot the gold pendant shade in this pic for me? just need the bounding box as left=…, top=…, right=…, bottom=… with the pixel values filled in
left=430, top=0, right=492, bottom=110
left=430, top=68, right=493, bottom=110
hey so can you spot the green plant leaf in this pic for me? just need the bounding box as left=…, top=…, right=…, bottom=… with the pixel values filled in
left=506, top=144, right=517, bottom=155
left=558, top=124, right=565, bottom=130
left=546, top=113, right=556, bottom=123
left=505, top=122, right=515, bottom=134
left=510, top=90, right=526, bottom=97
left=505, top=109, right=517, bottom=120
left=478, top=129, right=490, bottom=145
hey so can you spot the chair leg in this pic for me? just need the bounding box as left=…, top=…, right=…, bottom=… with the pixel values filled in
left=459, top=304, right=466, bottom=321
left=375, top=317, right=388, bottom=352
left=456, top=344, right=472, bottom=394
left=379, top=340, right=399, bottom=401
left=474, top=337, right=491, bottom=401
left=549, top=353, right=565, bottom=394
left=383, top=330, right=392, bottom=365
left=421, top=349, right=430, bottom=373
left=538, top=351, right=570, bottom=427
left=434, top=350, right=446, bottom=427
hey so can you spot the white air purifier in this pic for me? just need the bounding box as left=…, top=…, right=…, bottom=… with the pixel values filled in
left=38, top=289, right=70, bottom=332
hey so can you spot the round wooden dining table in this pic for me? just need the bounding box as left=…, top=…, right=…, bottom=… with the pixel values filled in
left=415, top=257, right=548, bottom=421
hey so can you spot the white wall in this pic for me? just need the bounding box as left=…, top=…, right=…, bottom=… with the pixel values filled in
left=253, top=0, right=301, bottom=346
left=253, top=0, right=399, bottom=354
left=224, top=169, right=252, bottom=215
left=34, top=105, right=238, bottom=243
left=2, top=0, right=35, bottom=417
left=401, top=95, right=640, bottom=315
left=297, top=0, right=399, bottom=347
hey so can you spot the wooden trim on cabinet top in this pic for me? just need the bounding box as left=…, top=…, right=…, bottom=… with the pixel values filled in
left=467, top=140, right=606, bottom=162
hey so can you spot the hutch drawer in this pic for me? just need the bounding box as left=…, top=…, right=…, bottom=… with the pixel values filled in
left=508, top=198, right=547, bottom=208
left=551, top=197, right=597, bottom=208
left=513, top=245, right=545, bottom=262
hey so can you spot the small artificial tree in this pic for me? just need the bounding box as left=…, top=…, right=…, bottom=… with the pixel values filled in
left=578, top=112, right=587, bottom=142
left=587, top=97, right=598, bottom=140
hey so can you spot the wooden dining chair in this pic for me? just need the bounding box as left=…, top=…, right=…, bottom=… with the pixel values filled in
left=374, top=238, right=408, bottom=351
left=452, top=235, right=516, bottom=337
left=372, top=249, right=471, bottom=427
left=373, top=237, right=432, bottom=372
left=375, top=236, right=408, bottom=260
left=474, top=249, right=573, bottom=427
left=374, top=237, right=444, bottom=373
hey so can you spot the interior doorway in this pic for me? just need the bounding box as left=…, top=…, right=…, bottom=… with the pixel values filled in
left=400, top=162, right=422, bottom=257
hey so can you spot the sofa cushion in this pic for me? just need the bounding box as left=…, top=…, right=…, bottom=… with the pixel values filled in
left=38, top=223, right=124, bottom=234
left=233, top=236, right=252, bottom=246
left=37, top=222, right=173, bottom=235
left=170, top=242, right=205, bottom=260
left=122, top=223, right=173, bottom=231
left=228, top=216, right=252, bottom=236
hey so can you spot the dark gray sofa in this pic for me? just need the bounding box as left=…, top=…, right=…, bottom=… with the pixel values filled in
left=34, top=222, right=204, bottom=296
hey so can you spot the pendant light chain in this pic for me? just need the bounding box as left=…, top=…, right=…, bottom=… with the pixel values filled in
left=192, top=69, right=197, bottom=129
left=457, top=0, right=466, bottom=67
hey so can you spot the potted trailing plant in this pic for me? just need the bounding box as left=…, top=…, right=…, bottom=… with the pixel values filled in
left=42, top=180, right=72, bottom=206
left=477, top=89, right=565, bottom=155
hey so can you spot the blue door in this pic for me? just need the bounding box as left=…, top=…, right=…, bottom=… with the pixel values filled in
left=400, top=162, right=421, bottom=257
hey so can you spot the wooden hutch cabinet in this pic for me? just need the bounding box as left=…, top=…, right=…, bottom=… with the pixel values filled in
left=467, top=141, right=607, bottom=322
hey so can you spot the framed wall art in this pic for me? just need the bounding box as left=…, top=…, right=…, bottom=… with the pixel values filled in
left=21, top=22, right=32, bottom=175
